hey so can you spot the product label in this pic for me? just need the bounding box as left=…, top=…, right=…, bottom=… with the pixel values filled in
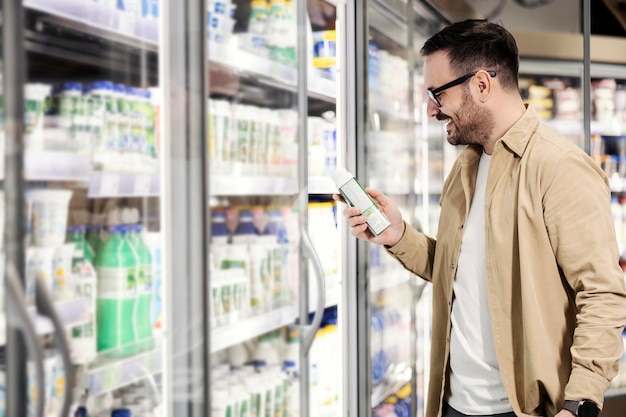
left=339, top=179, right=375, bottom=211
left=339, top=179, right=391, bottom=235
left=97, top=266, right=136, bottom=298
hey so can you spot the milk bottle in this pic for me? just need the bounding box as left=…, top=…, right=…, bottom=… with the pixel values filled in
left=129, top=222, right=154, bottom=351
left=95, top=223, right=138, bottom=356
left=67, top=224, right=98, bottom=364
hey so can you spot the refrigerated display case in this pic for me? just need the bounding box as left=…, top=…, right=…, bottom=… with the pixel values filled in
left=205, top=0, right=342, bottom=417
left=0, top=0, right=208, bottom=416
left=341, top=1, right=427, bottom=417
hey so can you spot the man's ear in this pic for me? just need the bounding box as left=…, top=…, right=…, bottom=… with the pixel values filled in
left=475, top=70, right=493, bottom=103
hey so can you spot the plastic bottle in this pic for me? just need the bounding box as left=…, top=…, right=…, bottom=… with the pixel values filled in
left=211, top=210, right=230, bottom=245
left=95, top=223, right=138, bottom=356
left=114, top=84, right=131, bottom=170
left=209, top=99, right=232, bottom=175
left=67, top=224, right=95, bottom=264
left=332, top=167, right=391, bottom=236
left=248, top=0, right=268, bottom=35
left=86, top=221, right=104, bottom=257
left=88, top=81, right=114, bottom=167
left=231, top=208, right=257, bottom=243
left=371, top=306, right=385, bottom=385
left=68, top=224, right=98, bottom=365
left=263, top=210, right=288, bottom=307
left=129, top=222, right=154, bottom=351
left=56, top=82, right=85, bottom=151
left=140, top=89, right=157, bottom=171
left=282, top=327, right=299, bottom=378
left=394, top=385, right=411, bottom=417
left=228, top=343, right=249, bottom=368
left=252, top=333, right=281, bottom=367
left=212, top=385, right=236, bottom=417
left=266, top=0, right=287, bottom=64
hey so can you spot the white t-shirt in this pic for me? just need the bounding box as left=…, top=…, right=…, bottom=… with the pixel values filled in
left=447, top=152, right=513, bottom=415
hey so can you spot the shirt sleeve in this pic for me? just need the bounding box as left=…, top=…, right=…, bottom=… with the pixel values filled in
left=543, top=149, right=626, bottom=406
left=385, top=221, right=437, bottom=282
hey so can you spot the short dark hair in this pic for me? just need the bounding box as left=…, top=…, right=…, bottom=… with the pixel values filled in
left=420, top=19, right=520, bottom=92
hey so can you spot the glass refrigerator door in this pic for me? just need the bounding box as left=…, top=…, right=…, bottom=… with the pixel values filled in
left=2, top=0, right=210, bottom=416
left=206, top=0, right=334, bottom=416
left=343, top=1, right=418, bottom=417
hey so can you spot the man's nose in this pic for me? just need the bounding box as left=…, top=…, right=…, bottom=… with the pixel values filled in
left=426, top=99, right=440, bottom=118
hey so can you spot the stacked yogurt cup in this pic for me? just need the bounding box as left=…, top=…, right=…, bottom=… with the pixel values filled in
left=25, top=188, right=74, bottom=304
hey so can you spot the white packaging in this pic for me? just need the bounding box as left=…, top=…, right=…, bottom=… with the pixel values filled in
left=331, top=167, right=391, bottom=236
left=52, top=242, right=76, bottom=301
left=29, top=245, right=56, bottom=297
left=228, top=343, right=249, bottom=368
left=70, top=257, right=98, bottom=365
left=26, top=189, right=73, bottom=247
left=24, top=83, right=52, bottom=151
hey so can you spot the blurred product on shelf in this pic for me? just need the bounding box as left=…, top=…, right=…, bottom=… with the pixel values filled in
left=208, top=99, right=298, bottom=178
left=313, top=30, right=337, bottom=81
left=66, top=223, right=98, bottom=365
left=72, top=379, right=163, bottom=416
left=16, top=81, right=162, bottom=175
left=94, top=207, right=157, bottom=358
left=210, top=205, right=294, bottom=326
left=309, top=307, right=340, bottom=417
left=308, top=114, right=337, bottom=177
left=95, top=213, right=139, bottom=357
left=207, top=0, right=237, bottom=44
left=308, top=201, right=338, bottom=282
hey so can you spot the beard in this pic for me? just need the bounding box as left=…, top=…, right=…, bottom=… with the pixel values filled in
left=439, top=89, right=495, bottom=147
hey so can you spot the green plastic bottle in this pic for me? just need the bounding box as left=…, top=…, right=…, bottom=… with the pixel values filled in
left=95, top=224, right=137, bottom=357
left=86, top=223, right=104, bottom=256
left=67, top=224, right=95, bottom=264
left=129, top=223, right=154, bottom=351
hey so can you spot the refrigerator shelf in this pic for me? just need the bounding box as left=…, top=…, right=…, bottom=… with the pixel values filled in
left=0, top=298, right=91, bottom=346
left=24, top=0, right=158, bottom=48
left=208, top=40, right=336, bottom=102
left=210, top=175, right=298, bottom=196
left=87, top=172, right=160, bottom=198
left=12, top=151, right=160, bottom=198
left=24, top=151, right=92, bottom=182
left=371, top=363, right=412, bottom=408
left=210, top=305, right=297, bottom=353
left=80, top=347, right=163, bottom=397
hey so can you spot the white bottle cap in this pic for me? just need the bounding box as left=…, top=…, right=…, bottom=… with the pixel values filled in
left=331, top=167, right=353, bottom=189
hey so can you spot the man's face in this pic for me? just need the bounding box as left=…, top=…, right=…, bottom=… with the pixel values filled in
left=423, top=52, right=494, bottom=148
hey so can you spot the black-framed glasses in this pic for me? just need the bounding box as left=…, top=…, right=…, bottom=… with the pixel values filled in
left=427, top=70, right=497, bottom=107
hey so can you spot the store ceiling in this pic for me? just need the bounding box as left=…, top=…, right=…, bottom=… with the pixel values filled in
left=421, top=0, right=626, bottom=37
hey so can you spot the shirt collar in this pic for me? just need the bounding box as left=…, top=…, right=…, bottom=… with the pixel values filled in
left=458, top=104, right=541, bottom=166
left=497, top=104, right=541, bottom=158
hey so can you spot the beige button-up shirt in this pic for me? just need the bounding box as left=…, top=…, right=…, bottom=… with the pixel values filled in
left=387, top=106, right=626, bottom=417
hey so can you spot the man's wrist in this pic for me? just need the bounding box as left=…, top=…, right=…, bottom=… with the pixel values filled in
left=562, top=400, right=600, bottom=417
left=384, top=221, right=406, bottom=249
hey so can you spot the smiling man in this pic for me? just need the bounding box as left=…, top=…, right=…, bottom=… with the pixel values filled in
left=334, top=19, right=626, bottom=417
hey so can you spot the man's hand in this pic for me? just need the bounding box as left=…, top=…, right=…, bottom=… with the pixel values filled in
left=555, top=410, right=576, bottom=417
left=333, top=187, right=405, bottom=247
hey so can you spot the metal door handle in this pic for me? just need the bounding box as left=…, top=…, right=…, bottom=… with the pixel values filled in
left=35, top=275, right=74, bottom=417
left=5, top=262, right=46, bottom=417
left=300, top=227, right=326, bottom=355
